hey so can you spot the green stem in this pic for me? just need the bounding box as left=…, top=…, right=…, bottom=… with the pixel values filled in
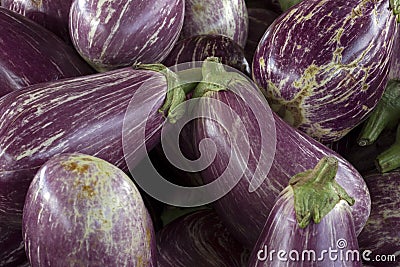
left=390, top=0, right=400, bottom=21
left=376, top=123, right=400, bottom=173
left=358, top=80, right=400, bottom=146
left=278, top=0, right=302, bottom=11
left=289, top=156, right=355, bottom=228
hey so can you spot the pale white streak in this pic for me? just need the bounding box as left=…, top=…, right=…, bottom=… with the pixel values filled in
left=16, top=132, right=64, bottom=160
left=138, top=15, right=168, bottom=55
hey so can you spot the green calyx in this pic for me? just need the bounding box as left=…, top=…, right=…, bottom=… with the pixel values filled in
left=375, top=123, right=400, bottom=173
left=136, top=63, right=197, bottom=123
left=358, top=80, right=400, bottom=146
left=278, top=0, right=302, bottom=11
left=289, top=156, right=355, bottom=228
left=390, top=0, right=400, bottom=21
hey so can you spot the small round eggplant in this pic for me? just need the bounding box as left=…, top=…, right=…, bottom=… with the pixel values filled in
left=69, top=0, right=184, bottom=72
left=252, top=0, right=398, bottom=143
left=23, top=153, right=156, bottom=266
left=157, top=209, right=249, bottom=267
left=1, top=0, right=73, bottom=43
left=180, top=0, right=248, bottom=48
left=163, top=34, right=250, bottom=75
left=357, top=172, right=400, bottom=267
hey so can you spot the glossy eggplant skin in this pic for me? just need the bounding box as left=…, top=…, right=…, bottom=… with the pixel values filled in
left=357, top=172, right=400, bottom=267
left=248, top=187, right=362, bottom=267
left=0, top=67, right=167, bottom=265
left=163, top=34, right=250, bottom=75
left=180, top=0, right=248, bottom=48
left=193, top=89, right=370, bottom=248
left=157, top=209, right=248, bottom=267
left=69, top=0, right=184, bottom=72
left=1, top=0, right=73, bottom=43
left=23, top=153, right=156, bottom=267
left=0, top=7, right=94, bottom=98
left=252, top=0, right=397, bottom=143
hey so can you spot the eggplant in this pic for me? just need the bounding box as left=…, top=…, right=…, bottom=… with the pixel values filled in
left=248, top=157, right=362, bottom=266
left=252, top=0, right=398, bottom=143
left=0, top=7, right=94, bottom=98
left=180, top=0, right=248, bottom=48
left=23, top=153, right=156, bottom=266
left=0, top=65, right=186, bottom=265
left=358, top=172, right=400, bottom=267
left=163, top=34, right=250, bottom=75
left=157, top=209, right=248, bottom=267
left=191, top=59, right=370, bottom=248
left=1, top=0, right=73, bottom=43
left=389, top=23, right=400, bottom=80
left=244, top=8, right=278, bottom=64
left=69, top=0, right=184, bottom=72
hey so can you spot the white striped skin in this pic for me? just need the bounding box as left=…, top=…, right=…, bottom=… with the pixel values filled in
left=23, top=153, right=156, bottom=266
left=69, top=0, right=185, bottom=72
left=180, top=0, right=248, bottom=48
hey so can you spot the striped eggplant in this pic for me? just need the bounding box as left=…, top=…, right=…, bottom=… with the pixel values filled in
left=244, top=8, right=278, bottom=64
left=357, top=172, right=400, bottom=266
left=192, top=59, right=370, bottom=248
left=157, top=209, right=248, bottom=267
left=1, top=0, right=73, bottom=43
left=163, top=34, right=250, bottom=75
left=0, top=7, right=94, bottom=98
left=23, top=153, right=156, bottom=266
left=180, top=0, right=248, bottom=48
left=69, top=0, right=184, bottom=72
left=248, top=157, right=362, bottom=266
left=252, top=0, right=398, bottom=143
left=389, top=22, right=400, bottom=80
left=0, top=65, right=186, bottom=266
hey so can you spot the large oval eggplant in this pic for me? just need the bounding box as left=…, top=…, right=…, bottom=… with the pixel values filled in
left=192, top=59, right=370, bottom=248
left=252, top=0, right=398, bottom=143
left=357, top=172, right=400, bottom=266
left=69, top=0, right=184, bottom=72
left=1, top=0, right=73, bottom=43
left=248, top=158, right=362, bottom=266
left=163, top=34, right=250, bottom=75
left=180, top=0, right=248, bottom=48
left=157, top=209, right=248, bottom=267
left=0, top=66, right=184, bottom=265
left=0, top=7, right=94, bottom=98
left=23, top=153, right=156, bottom=266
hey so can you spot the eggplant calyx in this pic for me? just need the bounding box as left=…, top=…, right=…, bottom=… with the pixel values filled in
left=375, top=123, right=400, bottom=173
left=390, top=0, right=400, bottom=21
left=289, top=156, right=355, bottom=228
left=357, top=80, right=400, bottom=146
left=136, top=63, right=189, bottom=123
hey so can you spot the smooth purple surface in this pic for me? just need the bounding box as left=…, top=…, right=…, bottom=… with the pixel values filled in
left=23, top=153, right=156, bottom=266
left=1, top=0, right=73, bottom=43
left=252, top=0, right=397, bottom=143
left=358, top=172, right=400, bottom=267
left=163, top=34, right=250, bottom=75
left=248, top=187, right=362, bottom=266
left=180, top=0, right=248, bottom=48
left=0, top=224, right=28, bottom=267
left=0, top=7, right=94, bottom=98
left=69, top=0, right=184, bottom=72
left=0, top=67, right=167, bottom=265
left=193, top=88, right=370, bottom=248
left=157, top=209, right=248, bottom=267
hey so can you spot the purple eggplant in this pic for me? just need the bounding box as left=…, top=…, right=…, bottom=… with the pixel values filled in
left=157, top=209, right=248, bottom=267
left=1, top=0, right=73, bottom=43
left=192, top=59, right=370, bottom=248
left=248, top=157, right=362, bottom=266
left=357, top=172, right=400, bottom=266
left=0, top=7, right=94, bottom=98
left=389, top=24, right=400, bottom=80
left=252, top=0, right=398, bottom=143
left=180, top=0, right=248, bottom=48
left=0, top=65, right=187, bottom=265
left=244, top=8, right=278, bottom=64
left=23, top=153, right=156, bottom=266
left=69, top=0, right=184, bottom=72
left=163, top=34, right=250, bottom=75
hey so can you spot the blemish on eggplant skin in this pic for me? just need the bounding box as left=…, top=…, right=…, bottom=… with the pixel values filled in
left=62, top=162, right=90, bottom=174
left=259, top=57, right=266, bottom=70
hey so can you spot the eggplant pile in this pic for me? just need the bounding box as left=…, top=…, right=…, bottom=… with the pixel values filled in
left=1, top=0, right=400, bottom=266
